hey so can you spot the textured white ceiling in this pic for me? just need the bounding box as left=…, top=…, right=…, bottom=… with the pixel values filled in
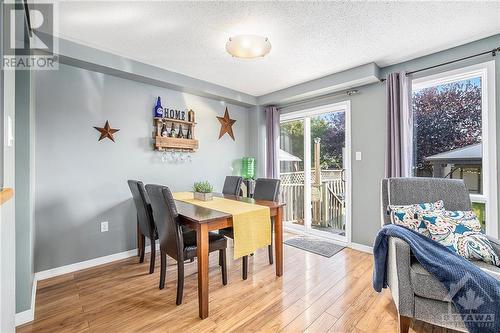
left=54, top=1, right=500, bottom=96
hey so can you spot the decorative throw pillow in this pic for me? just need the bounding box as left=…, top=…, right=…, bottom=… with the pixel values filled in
left=387, top=200, right=445, bottom=236
left=421, top=214, right=500, bottom=267
left=387, top=200, right=445, bottom=216
left=417, top=210, right=482, bottom=233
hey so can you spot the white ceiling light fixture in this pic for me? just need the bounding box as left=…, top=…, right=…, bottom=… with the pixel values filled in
left=226, top=35, right=271, bottom=59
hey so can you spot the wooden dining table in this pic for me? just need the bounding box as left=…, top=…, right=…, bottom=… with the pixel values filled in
left=138, top=193, right=285, bottom=319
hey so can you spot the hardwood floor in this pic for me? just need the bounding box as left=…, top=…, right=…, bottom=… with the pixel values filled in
left=18, top=234, right=457, bottom=333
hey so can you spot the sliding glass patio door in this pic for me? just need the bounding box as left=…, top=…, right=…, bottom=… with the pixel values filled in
left=279, top=101, right=351, bottom=242
left=279, top=118, right=307, bottom=230
left=309, top=111, right=347, bottom=237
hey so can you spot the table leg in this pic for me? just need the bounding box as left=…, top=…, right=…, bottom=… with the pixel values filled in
left=275, top=206, right=283, bottom=277
left=196, top=223, right=209, bottom=319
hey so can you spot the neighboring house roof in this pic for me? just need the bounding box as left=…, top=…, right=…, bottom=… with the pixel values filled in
left=279, top=149, right=302, bottom=162
left=425, top=143, right=482, bottom=163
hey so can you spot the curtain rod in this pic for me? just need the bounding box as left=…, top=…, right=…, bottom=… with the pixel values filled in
left=380, top=46, right=499, bottom=82
left=277, top=89, right=359, bottom=111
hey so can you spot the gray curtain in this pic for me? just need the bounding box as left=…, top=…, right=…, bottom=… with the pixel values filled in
left=385, top=72, right=412, bottom=178
left=265, top=106, right=280, bottom=179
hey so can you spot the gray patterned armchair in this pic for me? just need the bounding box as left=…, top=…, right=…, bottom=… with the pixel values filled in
left=381, top=177, right=500, bottom=332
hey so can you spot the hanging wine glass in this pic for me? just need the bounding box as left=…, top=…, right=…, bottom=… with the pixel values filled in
left=161, top=150, right=168, bottom=163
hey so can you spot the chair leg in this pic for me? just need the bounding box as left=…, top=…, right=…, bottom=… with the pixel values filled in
left=137, top=219, right=141, bottom=257
left=269, top=220, right=274, bottom=265
left=268, top=245, right=273, bottom=265
left=176, top=260, right=185, bottom=305
left=139, top=234, right=146, bottom=263
left=220, top=249, right=227, bottom=285
left=149, top=239, right=156, bottom=274
left=159, top=252, right=167, bottom=290
left=242, top=255, right=248, bottom=280
left=398, top=315, right=411, bottom=333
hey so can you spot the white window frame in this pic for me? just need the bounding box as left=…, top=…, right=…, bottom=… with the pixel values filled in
left=279, top=100, right=352, bottom=244
left=412, top=61, right=497, bottom=237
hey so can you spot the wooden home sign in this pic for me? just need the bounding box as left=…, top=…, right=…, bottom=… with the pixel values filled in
left=164, top=108, right=186, bottom=120
left=152, top=97, right=198, bottom=151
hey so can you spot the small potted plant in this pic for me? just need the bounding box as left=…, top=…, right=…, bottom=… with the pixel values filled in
left=193, top=181, right=214, bottom=201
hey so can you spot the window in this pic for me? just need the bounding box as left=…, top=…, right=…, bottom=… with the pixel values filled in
left=411, top=61, right=497, bottom=235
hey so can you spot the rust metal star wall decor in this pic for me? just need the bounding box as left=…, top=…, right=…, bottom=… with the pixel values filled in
left=217, top=107, right=236, bottom=140
left=94, top=121, right=120, bottom=142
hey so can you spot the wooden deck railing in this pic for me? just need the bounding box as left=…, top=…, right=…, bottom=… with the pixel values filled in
left=280, top=178, right=345, bottom=229
left=280, top=183, right=305, bottom=224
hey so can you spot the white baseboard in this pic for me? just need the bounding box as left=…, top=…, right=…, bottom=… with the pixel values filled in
left=349, top=242, right=373, bottom=254
left=283, top=225, right=348, bottom=244
left=15, top=309, right=33, bottom=327
left=35, top=243, right=159, bottom=281
left=15, top=278, right=37, bottom=327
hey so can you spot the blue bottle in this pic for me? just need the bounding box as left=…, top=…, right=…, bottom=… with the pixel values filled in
left=154, top=97, right=164, bottom=118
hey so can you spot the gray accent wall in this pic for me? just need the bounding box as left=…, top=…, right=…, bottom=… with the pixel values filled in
left=347, top=83, right=387, bottom=246
left=15, top=66, right=35, bottom=313
left=247, top=105, right=266, bottom=178
left=34, top=64, right=250, bottom=272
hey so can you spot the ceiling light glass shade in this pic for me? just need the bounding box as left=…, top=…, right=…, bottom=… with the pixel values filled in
left=226, top=35, right=271, bottom=59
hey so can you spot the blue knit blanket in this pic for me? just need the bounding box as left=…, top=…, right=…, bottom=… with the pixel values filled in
left=373, top=224, right=500, bottom=333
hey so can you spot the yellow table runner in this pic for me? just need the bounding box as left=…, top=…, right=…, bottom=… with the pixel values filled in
left=173, top=192, right=271, bottom=259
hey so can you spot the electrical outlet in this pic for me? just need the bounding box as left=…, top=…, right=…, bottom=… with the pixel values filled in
left=355, top=151, right=362, bottom=161
left=100, top=221, right=109, bottom=232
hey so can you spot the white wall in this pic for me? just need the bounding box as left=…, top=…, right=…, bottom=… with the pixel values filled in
left=1, top=68, right=16, bottom=333
left=34, top=63, right=250, bottom=272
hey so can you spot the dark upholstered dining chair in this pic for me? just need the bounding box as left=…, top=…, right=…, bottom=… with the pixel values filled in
left=127, top=180, right=158, bottom=274
left=145, top=184, right=228, bottom=305
left=222, top=176, right=243, bottom=196
left=219, top=178, right=281, bottom=280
